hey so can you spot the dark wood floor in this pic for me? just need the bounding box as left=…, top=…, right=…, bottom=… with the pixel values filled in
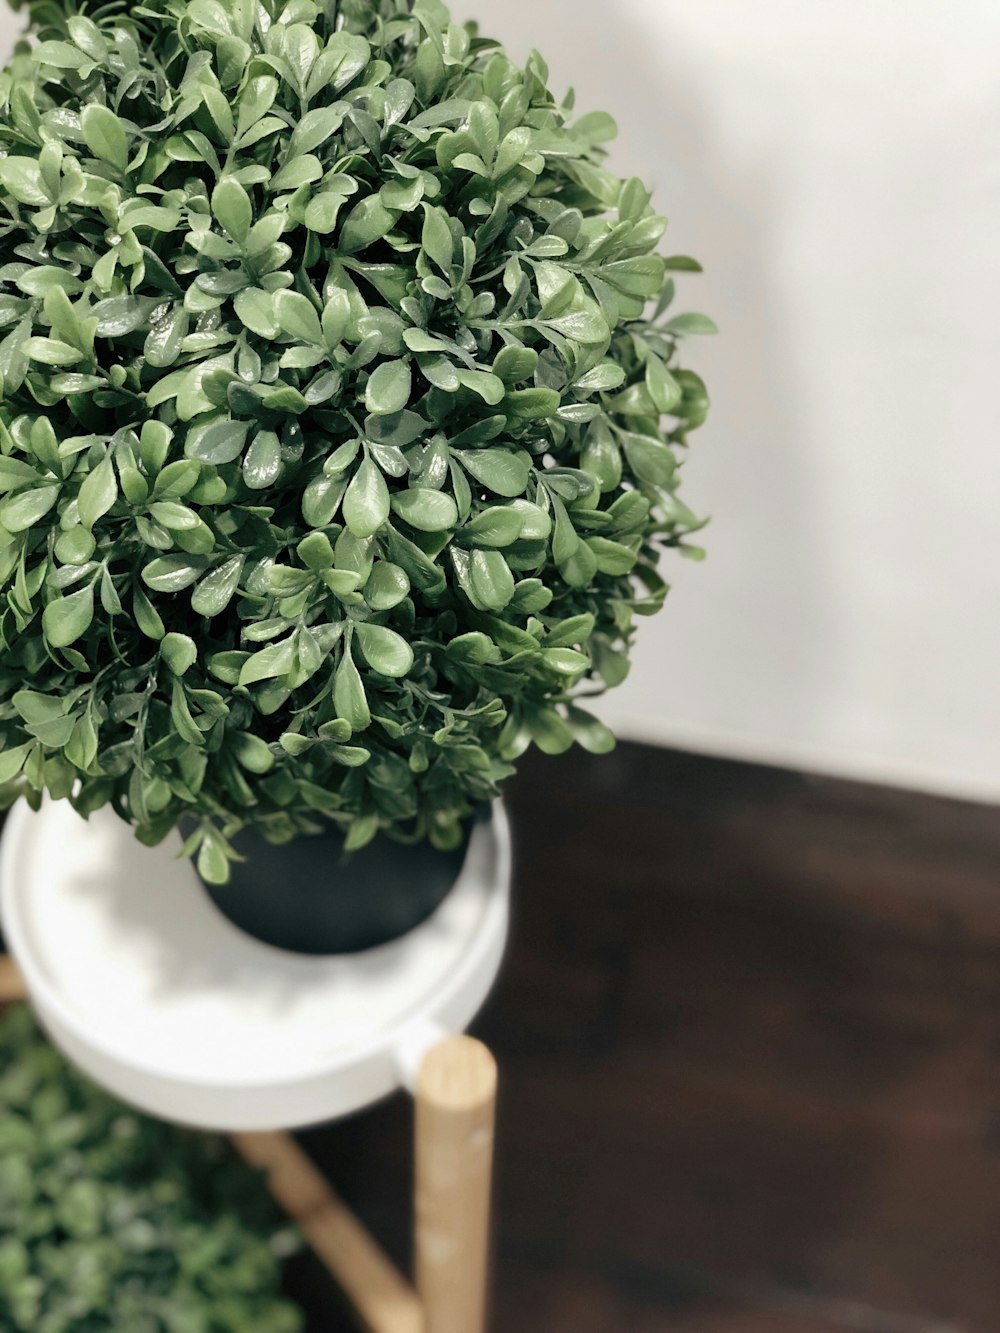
left=288, top=741, right=1000, bottom=1332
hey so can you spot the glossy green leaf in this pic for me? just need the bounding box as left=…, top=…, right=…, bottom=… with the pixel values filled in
left=455, top=449, right=531, bottom=498
left=161, top=631, right=197, bottom=676
left=191, top=555, right=244, bottom=617
left=334, top=646, right=370, bottom=731
left=463, top=506, right=523, bottom=547
left=185, top=418, right=250, bottom=465
left=364, top=561, right=409, bottom=610
left=662, top=312, right=719, bottom=336
left=421, top=205, right=453, bottom=274
left=354, top=622, right=413, bottom=677
left=212, top=177, right=253, bottom=244
left=2, top=484, right=59, bottom=531
left=0, top=157, right=49, bottom=205
left=274, top=290, right=323, bottom=344
left=25, top=337, right=83, bottom=366
left=81, top=104, right=129, bottom=171
left=42, top=583, right=94, bottom=648
left=77, top=454, right=117, bottom=529
left=242, top=430, right=281, bottom=489
left=142, top=555, right=208, bottom=593
left=343, top=457, right=389, bottom=538
left=234, top=287, right=279, bottom=338
left=469, top=549, right=514, bottom=611
left=365, top=360, right=411, bottom=415
left=391, top=487, right=458, bottom=532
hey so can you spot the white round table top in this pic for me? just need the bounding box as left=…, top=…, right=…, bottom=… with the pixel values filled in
left=0, top=799, right=510, bottom=1130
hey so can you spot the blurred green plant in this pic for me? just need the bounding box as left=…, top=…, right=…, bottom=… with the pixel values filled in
left=0, top=1005, right=303, bottom=1333
left=0, top=0, right=712, bottom=880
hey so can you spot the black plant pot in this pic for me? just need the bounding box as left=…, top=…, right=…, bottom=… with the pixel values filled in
left=190, top=818, right=476, bottom=956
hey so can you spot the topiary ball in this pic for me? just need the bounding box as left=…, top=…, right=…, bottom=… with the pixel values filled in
left=0, top=0, right=712, bottom=879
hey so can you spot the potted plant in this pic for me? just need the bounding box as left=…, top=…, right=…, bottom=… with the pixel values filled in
left=0, top=1004, right=303, bottom=1332
left=0, top=0, right=711, bottom=955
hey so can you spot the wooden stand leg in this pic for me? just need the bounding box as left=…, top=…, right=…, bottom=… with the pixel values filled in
left=414, top=1036, right=497, bottom=1333
left=234, top=1132, right=424, bottom=1333
left=0, top=955, right=26, bottom=1004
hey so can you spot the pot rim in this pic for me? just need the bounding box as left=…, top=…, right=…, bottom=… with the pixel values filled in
left=0, top=797, right=511, bottom=1091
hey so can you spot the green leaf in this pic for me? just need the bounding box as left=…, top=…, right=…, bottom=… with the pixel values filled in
left=644, top=357, right=683, bottom=413
left=288, top=105, right=345, bottom=155
left=239, top=637, right=295, bottom=686
left=42, top=583, right=94, bottom=648
left=274, top=290, right=323, bottom=344
left=198, top=828, right=230, bottom=883
left=334, top=646, right=370, bottom=731
left=132, top=585, right=165, bottom=640
left=145, top=308, right=187, bottom=368
left=663, top=255, right=704, bottom=272
left=662, top=312, right=719, bottom=336
left=77, top=454, right=117, bottom=530
left=573, top=110, right=618, bottom=144
left=295, top=530, right=333, bottom=572
left=142, top=555, right=208, bottom=593
left=455, top=449, right=531, bottom=498
left=354, top=622, right=413, bottom=678
left=301, top=474, right=346, bottom=527
left=161, top=631, right=197, bottom=676
left=528, top=706, right=574, bottom=755
left=365, top=360, right=412, bottom=415
left=463, top=506, right=523, bottom=547
left=542, top=647, right=589, bottom=675
left=390, top=487, right=457, bottom=532
left=421, top=205, right=453, bottom=274
left=0, top=157, right=49, bottom=205
left=546, top=298, right=609, bottom=345
left=469, top=549, right=514, bottom=611
left=24, top=337, right=83, bottom=366
left=185, top=418, right=250, bottom=466
left=234, top=288, right=279, bottom=338
left=80, top=104, right=129, bottom=172
left=492, top=346, right=538, bottom=384
left=622, top=433, right=676, bottom=488
left=242, top=430, right=281, bottom=489
left=343, top=457, right=390, bottom=538
left=270, top=154, right=323, bottom=191
left=364, top=562, right=409, bottom=610
left=339, top=197, right=396, bottom=254
left=191, top=555, right=244, bottom=617
left=1, top=484, right=59, bottom=532
left=566, top=706, right=616, bottom=754
left=91, top=297, right=157, bottom=337
left=231, top=731, right=275, bottom=773
left=304, top=191, right=350, bottom=234
left=0, top=742, right=31, bottom=783
left=211, top=177, right=253, bottom=244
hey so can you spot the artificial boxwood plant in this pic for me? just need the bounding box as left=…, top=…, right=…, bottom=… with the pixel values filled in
left=0, top=0, right=712, bottom=880
left=0, top=1005, right=302, bottom=1333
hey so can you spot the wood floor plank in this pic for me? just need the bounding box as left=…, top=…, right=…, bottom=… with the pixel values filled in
left=277, top=745, right=1000, bottom=1330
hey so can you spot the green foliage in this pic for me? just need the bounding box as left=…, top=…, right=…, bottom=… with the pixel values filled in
left=0, top=0, right=711, bottom=875
left=0, top=1005, right=302, bottom=1333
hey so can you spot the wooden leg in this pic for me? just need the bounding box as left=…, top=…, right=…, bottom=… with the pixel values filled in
left=234, top=1131, right=424, bottom=1333
left=414, top=1036, right=497, bottom=1333
left=0, top=955, right=26, bottom=1004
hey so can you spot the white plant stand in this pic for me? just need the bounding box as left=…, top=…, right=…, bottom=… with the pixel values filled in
left=0, top=798, right=511, bottom=1333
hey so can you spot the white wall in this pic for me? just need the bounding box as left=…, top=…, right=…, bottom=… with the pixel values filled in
left=451, top=0, right=1000, bottom=802
left=3, top=4, right=999, bottom=800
